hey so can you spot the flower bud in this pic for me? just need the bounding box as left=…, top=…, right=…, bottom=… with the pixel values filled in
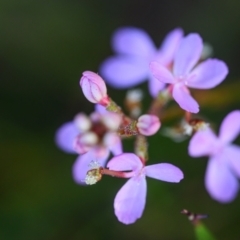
left=80, top=71, right=110, bottom=106
left=74, top=113, right=91, bottom=132
left=73, top=132, right=98, bottom=154
left=137, top=114, right=161, bottom=136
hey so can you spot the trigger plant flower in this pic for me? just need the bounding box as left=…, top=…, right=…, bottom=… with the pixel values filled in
left=150, top=33, right=228, bottom=113
left=100, top=27, right=183, bottom=97
left=188, top=110, right=240, bottom=203
left=106, top=153, right=184, bottom=224
left=55, top=105, right=122, bottom=184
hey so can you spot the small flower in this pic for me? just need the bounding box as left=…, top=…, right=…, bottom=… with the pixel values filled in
left=188, top=110, right=240, bottom=203
left=137, top=114, right=161, bottom=136
left=150, top=33, right=228, bottom=113
left=100, top=27, right=183, bottom=97
left=107, top=153, right=184, bottom=224
left=80, top=71, right=110, bottom=106
left=55, top=105, right=123, bottom=184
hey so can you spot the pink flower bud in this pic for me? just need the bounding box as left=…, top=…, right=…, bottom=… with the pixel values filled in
left=80, top=71, right=110, bottom=106
left=137, top=114, right=161, bottom=136
left=73, top=132, right=98, bottom=154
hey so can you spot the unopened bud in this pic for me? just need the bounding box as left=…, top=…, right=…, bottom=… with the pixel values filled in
left=137, top=114, right=161, bottom=136
left=80, top=71, right=110, bottom=106
left=74, top=113, right=91, bottom=132
left=73, top=132, right=98, bottom=154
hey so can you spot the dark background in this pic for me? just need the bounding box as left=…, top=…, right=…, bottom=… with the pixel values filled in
left=1, top=0, right=240, bottom=239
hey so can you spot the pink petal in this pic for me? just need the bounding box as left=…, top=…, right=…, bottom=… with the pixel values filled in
left=72, top=148, right=109, bottom=185
left=100, top=56, right=148, bottom=88
left=186, top=59, right=228, bottom=89
left=173, top=34, right=203, bottom=76
left=224, top=145, right=240, bottom=177
left=112, top=27, right=156, bottom=58
left=205, top=155, right=238, bottom=203
left=114, top=176, right=147, bottom=224
left=103, top=132, right=122, bottom=156
left=94, top=104, right=107, bottom=114
left=107, top=153, right=142, bottom=172
left=148, top=75, right=166, bottom=97
left=172, top=84, right=199, bottom=113
left=55, top=122, right=79, bottom=153
left=149, top=61, right=175, bottom=84
left=188, top=128, right=217, bottom=157
left=145, top=163, right=184, bottom=182
left=219, top=110, right=240, bottom=144
left=158, top=28, right=184, bottom=65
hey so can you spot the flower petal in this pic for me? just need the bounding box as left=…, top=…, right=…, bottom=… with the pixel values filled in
left=224, top=145, right=240, bottom=177
left=219, top=110, right=240, bottom=144
left=148, top=75, right=166, bottom=97
left=205, top=155, right=238, bottom=203
left=158, top=28, right=184, bottom=65
left=188, top=128, right=217, bottom=157
left=186, top=59, right=228, bottom=89
left=114, top=176, right=147, bottom=224
left=103, top=132, right=122, bottom=156
left=173, top=34, right=203, bottom=76
left=72, top=148, right=109, bottom=185
left=107, top=153, right=142, bottom=172
left=112, top=27, right=156, bottom=57
left=172, top=84, right=199, bottom=113
left=149, top=61, right=175, bottom=84
left=145, top=163, right=184, bottom=182
left=100, top=56, right=148, bottom=88
left=55, top=122, right=79, bottom=153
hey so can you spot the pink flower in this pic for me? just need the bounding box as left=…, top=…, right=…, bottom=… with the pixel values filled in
left=107, top=153, right=184, bottom=224
left=137, top=114, right=161, bottom=136
left=55, top=105, right=122, bottom=184
left=80, top=71, right=110, bottom=106
left=150, top=34, right=228, bottom=113
left=100, top=27, right=183, bottom=97
left=188, top=110, right=240, bottom=203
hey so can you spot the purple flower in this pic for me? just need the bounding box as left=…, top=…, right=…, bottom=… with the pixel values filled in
left=55, top=105, right=122, bottom=184
left=100, top=27, right=183, bottom=97
left=150, top=34, right=228, bottom=113
left=188, top=110, right=240, bottom=203
left=107, top=153, right=184, bottom=224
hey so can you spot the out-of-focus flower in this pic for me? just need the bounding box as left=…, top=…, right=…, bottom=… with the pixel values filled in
left=188, top=110, right=240, bottom=203
left=55, top=105, right=122, bottom=184
left=150, top=34, right=228, bottom=113
left=80, top=71, right=110, bottom=106
left=100, top=27, right=183, bottom=97
left=137, top=114, right=161, bottom=136
left=107, top=153, right=184, bottom=224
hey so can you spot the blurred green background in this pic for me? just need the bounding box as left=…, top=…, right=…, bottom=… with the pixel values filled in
left=1, top=0, right=240, bottom=239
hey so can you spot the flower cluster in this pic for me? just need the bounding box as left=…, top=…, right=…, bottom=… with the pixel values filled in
left=56, top=27, right=240, bottom=225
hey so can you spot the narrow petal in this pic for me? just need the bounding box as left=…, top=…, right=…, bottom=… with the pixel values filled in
left=205, top=156, right=238, bottom=203
left=172, top=84, right=199, bottom=113
left=224, top=145, right=240, bottom=177
left=94, top=104, right=107, bottom=114
left=103, top=132, right=122, bottom=156
left=188, top=128, right=218, bottom=157
left=149, top=61, right=175, bottom=84
left=112, top=27, right=156, bottom=57
left=114, top=176, right=147, bottom=224
left=173, top=34, right=203, bottom=76
left=55, top=122, right=79, bottom=153
left=145, top=163, right=183, bottom=182
left=100, top=56, right=148, bottom=88
left=107, top=153, right=142, bottom=172
left=219, top=110, right=240, bottom=144
left=148, top=75, right=166, bottom=97
left=72, top=148, right=109, bottom=185
left=158, top=28, right=184, bottom=65
left=186, top=59, right=228, bottom=89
